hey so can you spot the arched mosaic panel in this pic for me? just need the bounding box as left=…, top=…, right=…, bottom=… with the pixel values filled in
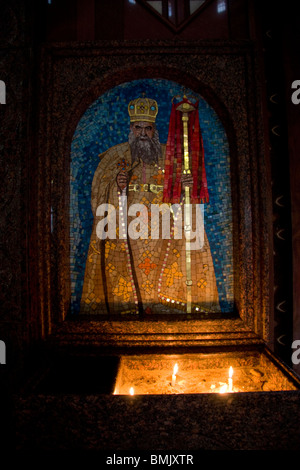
left=70, top=78, right=233, bottom=315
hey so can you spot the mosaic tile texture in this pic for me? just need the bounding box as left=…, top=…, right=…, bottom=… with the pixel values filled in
left=70, top=78, right=233, bottom=314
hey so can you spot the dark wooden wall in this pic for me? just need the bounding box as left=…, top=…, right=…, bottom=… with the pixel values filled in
left=44, top=0, right=249, bottom=42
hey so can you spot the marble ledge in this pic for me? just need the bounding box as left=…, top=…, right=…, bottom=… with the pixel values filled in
left=14, top=391, right=300, bottom=451
left=48, top=316, right=264, bottom=351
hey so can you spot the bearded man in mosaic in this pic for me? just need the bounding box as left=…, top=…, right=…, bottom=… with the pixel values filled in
left=80, top=97, right=220, bottom=316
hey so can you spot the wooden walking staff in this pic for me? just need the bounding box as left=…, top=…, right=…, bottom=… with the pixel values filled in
left=176, top=99, right=197, bottom=314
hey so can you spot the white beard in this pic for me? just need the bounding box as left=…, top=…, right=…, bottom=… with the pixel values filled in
left=129, top=129, right=162, bottom=164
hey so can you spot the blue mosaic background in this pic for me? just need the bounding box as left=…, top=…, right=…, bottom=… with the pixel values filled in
left=70, top=78, right=234, bottom=314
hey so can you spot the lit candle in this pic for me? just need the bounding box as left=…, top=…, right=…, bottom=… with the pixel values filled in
left=228, top=366, right=233, bottom=392
left=171, top=363, right=178, bottom=386
left=129, top=387, right=134, bottom=396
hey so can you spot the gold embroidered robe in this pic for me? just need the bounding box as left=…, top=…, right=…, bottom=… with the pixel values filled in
left=80, top=142, right=220, bottom=315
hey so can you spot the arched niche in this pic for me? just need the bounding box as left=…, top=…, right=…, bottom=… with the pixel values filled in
left=33, top=41, right=271, bottom=348
left=69, top=78, right=235, bottom=318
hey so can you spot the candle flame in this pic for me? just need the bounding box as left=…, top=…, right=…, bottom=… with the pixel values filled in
left=229, top=366, right=233, bottom=378
left=173, top=363, right=178, bottom=375
left=129, top=387, right=134, bottom=396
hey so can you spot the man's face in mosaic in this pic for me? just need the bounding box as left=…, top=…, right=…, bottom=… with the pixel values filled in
left=129, top=120, right=161, bottom=165
left=130, top=121, right=155, bottom=140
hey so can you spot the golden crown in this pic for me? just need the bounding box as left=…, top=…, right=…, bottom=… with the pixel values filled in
left=128, top=97, right=158, bottom=123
